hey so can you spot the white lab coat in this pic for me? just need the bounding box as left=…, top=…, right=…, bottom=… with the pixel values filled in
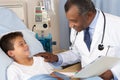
left=59, top=10, right=120, bottom=79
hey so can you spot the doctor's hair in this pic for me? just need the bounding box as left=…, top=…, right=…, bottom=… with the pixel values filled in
left=64, top=0, right=96, bottom=15
left=0, top=32, right=23, bottom=56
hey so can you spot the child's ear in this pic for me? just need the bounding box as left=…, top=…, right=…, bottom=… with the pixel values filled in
left=7, top=50, right=14, bottom=57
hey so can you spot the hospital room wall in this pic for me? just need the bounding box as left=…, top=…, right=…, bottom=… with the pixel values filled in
left=92, top=0, right=120, bottom=17
left=58, top=0, right=70, bottom=50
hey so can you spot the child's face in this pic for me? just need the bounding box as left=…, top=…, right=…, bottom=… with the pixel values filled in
left=8, top=36, right=30, bottom=60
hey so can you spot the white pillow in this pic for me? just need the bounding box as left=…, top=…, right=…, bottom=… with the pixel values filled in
left=0, top=29, right=45, bottom=80
left=0, top=7, right=27, bottom=34
left=0, top=48, right=12, bottom=80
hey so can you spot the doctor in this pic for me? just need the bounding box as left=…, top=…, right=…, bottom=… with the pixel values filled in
left=38, top=0, right=120, bottom=79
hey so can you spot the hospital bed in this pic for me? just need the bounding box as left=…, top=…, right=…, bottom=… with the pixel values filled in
left=0, top=7, right=71, bottom=80
left=0, top=7, right=47, bottom=80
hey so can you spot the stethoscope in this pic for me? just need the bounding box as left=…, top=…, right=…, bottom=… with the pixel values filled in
left=98, top=11, right=106, bottom=51
left=70, top=11, right=106, bottom=51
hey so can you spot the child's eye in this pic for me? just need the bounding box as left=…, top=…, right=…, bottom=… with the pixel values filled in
left=19, top=43, right=24, bottom=46
left=19, top=42, right=25, bottom=46
left=18, top=40, right=27, bottom=47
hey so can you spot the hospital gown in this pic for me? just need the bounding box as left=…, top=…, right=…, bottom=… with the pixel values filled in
left=7, top=57, right=53, bottom=80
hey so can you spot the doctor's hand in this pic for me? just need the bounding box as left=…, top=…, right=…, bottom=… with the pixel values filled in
left=99, top=70, right=113, bottom=80
left=35, top=52, right=58, bottom=63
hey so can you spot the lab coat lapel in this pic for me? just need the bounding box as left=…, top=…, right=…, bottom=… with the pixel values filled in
left=76, top=31, right=90, bottom=56
left=90, top=11, right=104, bottom=52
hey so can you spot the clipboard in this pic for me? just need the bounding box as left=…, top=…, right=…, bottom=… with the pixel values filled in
left=73, top=56, right=120, bottom=78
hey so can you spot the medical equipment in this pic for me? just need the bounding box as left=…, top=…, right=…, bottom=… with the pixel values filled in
left=33, top=0, right=54, bottom=31
left=33, top=1, right=53, bottom=52
left=34, top=6, right=50, bottom=31
left=98, top=11, right=106, bottom=51
left=36, top=32, right=52, bottom=52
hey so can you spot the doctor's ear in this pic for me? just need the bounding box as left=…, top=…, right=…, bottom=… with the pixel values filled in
left=86, top=11, right=94, bottom=18
left=86, top=11, right=96, bottom=24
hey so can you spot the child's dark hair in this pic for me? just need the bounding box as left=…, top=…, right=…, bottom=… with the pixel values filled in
left=0, top=32, right=23, bottom=56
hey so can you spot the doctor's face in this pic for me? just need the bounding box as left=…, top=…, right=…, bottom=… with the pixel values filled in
left=66, top=5, right=90, bottom=32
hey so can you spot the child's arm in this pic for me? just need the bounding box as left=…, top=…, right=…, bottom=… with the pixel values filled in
left=50, top=72, right=63, bottom=80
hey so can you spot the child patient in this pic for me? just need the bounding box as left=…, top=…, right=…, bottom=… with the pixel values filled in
left=0, top=32, right=62, bottom=80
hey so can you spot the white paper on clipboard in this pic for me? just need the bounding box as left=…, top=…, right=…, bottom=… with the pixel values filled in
left=73, top=56, right=120, bottom=78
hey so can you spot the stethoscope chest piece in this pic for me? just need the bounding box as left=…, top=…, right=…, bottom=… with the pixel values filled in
left=98, top=44, right=104, bottom=50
